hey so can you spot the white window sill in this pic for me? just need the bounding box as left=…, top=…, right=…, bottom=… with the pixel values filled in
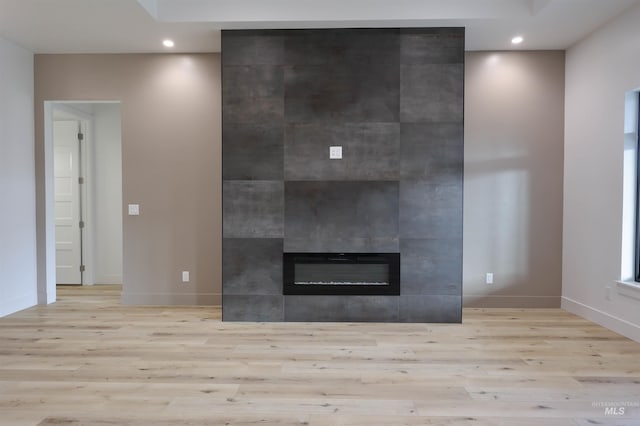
left=616, top=280, right=640, bottom=301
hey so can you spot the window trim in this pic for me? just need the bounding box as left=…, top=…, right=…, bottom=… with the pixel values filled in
left=635, top=91, right=640, bottom=282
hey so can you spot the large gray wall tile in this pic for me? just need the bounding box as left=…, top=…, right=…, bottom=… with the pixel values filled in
left=400, top=123, right=463, bottom=184
left=400, top=29, right=465, bottom=64
left=222, top=57, right=285, bottom=124
left=284, top=237, right=399, bottom=253
left=223, top=238, right=283, bottom=295
left=399, top=295, right=462, bottom=323
left=223, top=123, right=284, bottom=180
left=222, top=65, right=283, bottom=99
left=284, top=64, right=399, bottom=122
left=222, top=32, right=284, bottom=66
left=284, top=29, right=400, bottom=66
left=223, top=295, right=284, bottom=321
left=399, top=182, right=462, bottom=239
left=285, top=295, right=399, bottom=322
left=400, top=64, right=464, bottom=123
left=223, top=181, right=284, bottom=238
left=223, top=96, right=284, bottom=124
left=400, top=238, right=462, bottom=295
left=284, top=123, right=400, bottom=181
left=285, top=181, right=399, bottom=242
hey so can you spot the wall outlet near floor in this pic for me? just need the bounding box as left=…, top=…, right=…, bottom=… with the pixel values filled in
left=605, top=286, right=611, bottom=300
left=486, top=272, right=494, bottom=284
left=182, top=271, right=190, bottom=282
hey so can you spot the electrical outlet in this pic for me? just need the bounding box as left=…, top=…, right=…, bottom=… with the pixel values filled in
left=486, top=273, right=494, bottom=284
left=182, top=271, right=190, bottom=282
left=605, top=286, right=611, bottom=300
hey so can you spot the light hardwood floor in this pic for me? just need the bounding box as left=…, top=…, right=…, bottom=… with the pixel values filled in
left=1, top=285, right=639, bottom=425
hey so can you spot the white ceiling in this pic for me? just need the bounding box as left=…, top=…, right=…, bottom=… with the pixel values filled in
left=0, top=0, right=638, bottom=53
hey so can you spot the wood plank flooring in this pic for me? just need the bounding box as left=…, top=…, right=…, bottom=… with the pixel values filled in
left=1, top=285, right=639, bottom=425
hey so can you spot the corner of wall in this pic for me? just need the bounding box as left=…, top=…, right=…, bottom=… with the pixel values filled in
left=0, top=36, right=37, bottom=317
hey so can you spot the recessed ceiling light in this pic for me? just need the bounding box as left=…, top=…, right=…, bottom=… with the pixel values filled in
left=163, top=39, right=175, bottom=48
left=511, top=36, right=524, bottom=45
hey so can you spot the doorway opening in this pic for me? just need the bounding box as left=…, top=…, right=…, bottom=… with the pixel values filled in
left=48, top=102, right=123, bottom=289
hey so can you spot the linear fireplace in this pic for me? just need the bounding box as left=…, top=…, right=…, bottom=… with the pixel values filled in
left=283, top=253, right=400, bottom=296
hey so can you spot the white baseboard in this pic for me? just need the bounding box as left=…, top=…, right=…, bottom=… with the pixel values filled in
left=0, top=292, right=37, bottom=317
left=464, top=295, right=560, bottom=308
left=561, top=296, right=640, bottom=343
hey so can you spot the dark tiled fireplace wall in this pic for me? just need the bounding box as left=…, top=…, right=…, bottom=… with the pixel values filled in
left=222, top=28, right=464, bottom=322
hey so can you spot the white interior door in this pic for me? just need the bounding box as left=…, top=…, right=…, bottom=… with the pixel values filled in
left=54, top=120, right=82, bottom=285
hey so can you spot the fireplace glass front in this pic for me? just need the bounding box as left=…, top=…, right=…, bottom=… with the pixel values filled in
left=283, top=253, right=400, bottom=296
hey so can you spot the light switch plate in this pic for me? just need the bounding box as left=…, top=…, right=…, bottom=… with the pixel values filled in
left=329, top=146, right=342, bottom=159
left=128, top=204, right=140, bottom=216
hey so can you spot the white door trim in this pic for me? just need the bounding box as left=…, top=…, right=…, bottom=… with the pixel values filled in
left=40, top=101, right=56, bottom=304
left=40, top=101, right=120, bottom=304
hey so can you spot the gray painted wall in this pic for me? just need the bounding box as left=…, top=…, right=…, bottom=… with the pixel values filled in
left=29, top=49, right=563, bottom=313
left=464, top=51, right=565, bottom=308
left=35, top=54, right=221, bottom=305
left=222, top=28, right=464, bottom=322
left=93, top=103, right=123, bottom=285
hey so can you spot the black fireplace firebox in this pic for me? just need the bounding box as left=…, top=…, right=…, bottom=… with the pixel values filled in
left=283, top=253, right=400, bottom=296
